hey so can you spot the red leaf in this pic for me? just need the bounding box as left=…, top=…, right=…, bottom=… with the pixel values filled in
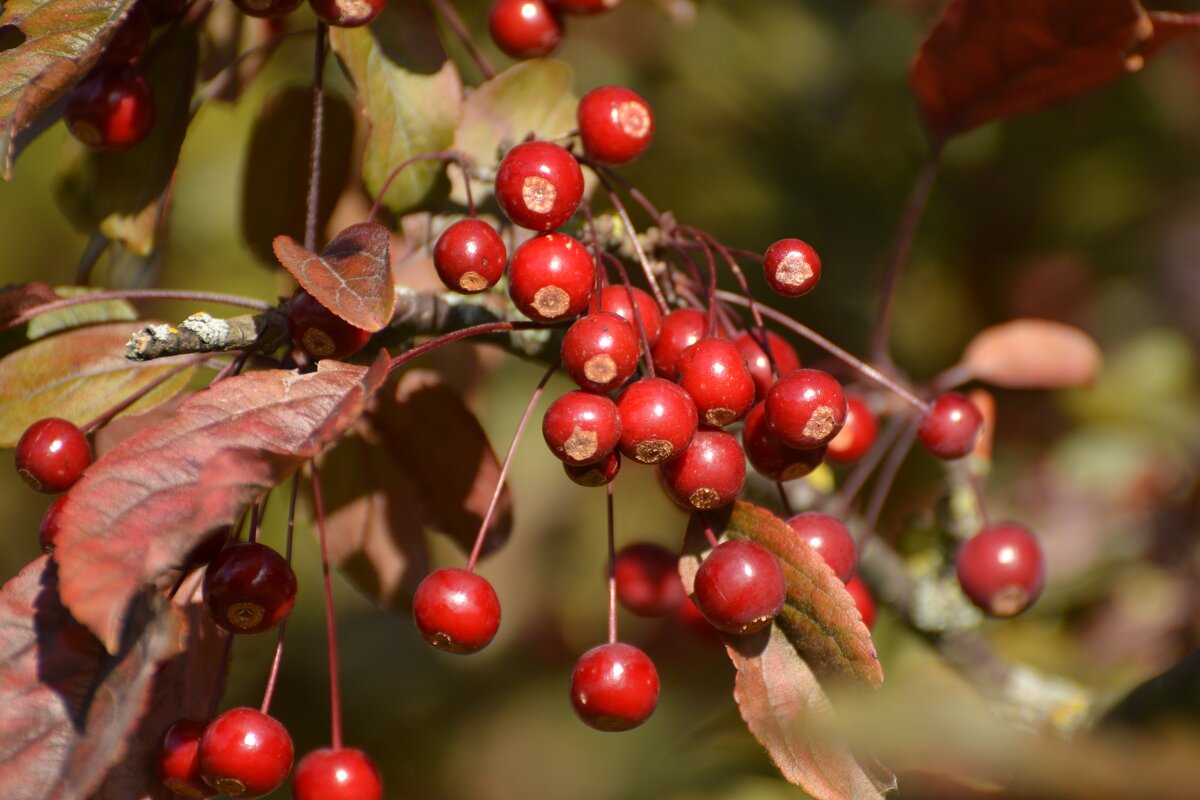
left=959, top=319, right=1101, bottom=389
left=273, top=222, right=396, bottom=332
left=54, top=352, right=390, bottom=652
left=0, top=556, right=183, bottom=800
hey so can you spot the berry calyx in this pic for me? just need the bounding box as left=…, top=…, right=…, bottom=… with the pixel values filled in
left=233, top=0, right=303, bottom=18
left=433, top=218, right=508, bottom=294
left=563, top=450, right=621, bottom=487
left=956, top=523, right=1045, bottom=617
left=286, top=289, right=372, bottom=361
left=764, top=368, right=847, bottom=450
left=158, top=718, right=214, bottom=799
left=659, top=429, right=746, bottom=511
left=549, top=0, right=620, bottom=14
left=562, top=312, right=640, bottom=393
left=198, top=707, right=293, bottom=798
left=488, top=0, right=563, bottom=59
left=732, top=329, right=802, bottom=402
left=598, top=285, right=662, bottom=347
left=307, top=0, right=385, bottom=27
left=785, top=512, right=856, bottom=583
left=202, top=542, right=298, bottom=634
left=293, top=748, right=383, bottom=800
left=651, top=308, right=707, bottom=379
left=64, top=64, right=156, bottom=150
left=38, top=496, right=69, bottom=552
left=615, top=377, right=698, bottom=464
left=693, top=539, right=786, bottom=635
left=845, top=576, right=877, bottom=631
left=918, top=392, right=983, bottom=460
left=412, top=567, right=502, bottom=654
left=675, top=336, right=756, bottom=427
left=508, top=233, right=596, bottom=322
left=763, top=238, right=821, bottom=298
left=741, top=402, right=826, bottom=481
left=577, top=85, right=654, bottom=166
left=542, top=390, right=622, bottom=466
left=614, top=542, right=684, bottom=616
left=494, top=141, right=584, bottom=231
left=826, top=395, right=879, bottom=464
left=569, top=642, right=659, bottom=732
left=15, top=417, right=92, bottom=493
left=102, top=6, right=153, bottom=64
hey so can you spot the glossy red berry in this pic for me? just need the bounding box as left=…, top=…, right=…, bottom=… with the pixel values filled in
left=198, top=707, right=293, bottom=798
left=741, top=402, right=826, bottom=481
left=826, top=396, right=879, bottom=464
left=307, top=0, right=385, bottom=27
left=956, top=523, right=1045, bottom=617
left=918, top=392, right=983, bottom=460
left=102, top=6, right=153, bottom=64
left=577, top=85, right=654, bottom=166
left=16, top=418, right=92, bottom=493
left=651, top=308, right=707, bottom=379
left=563, top=450, right=621, bottom=487
left=489, top=0, right=563, bottom=59
left=598, top=285, right=662, bottom=347
left=763, top=238, right=821, bottom=298
left=202, top=543, right=297, bottom=634
left=786, top=512, right=856, bottom=583
left=233, top=0, right=303, bottom=18
left=659, top=430, right=746, bottom=511
left=765, top=368, right=847, bottom=450
left=616, top=377, right=698, bottom=464
left=732, top=329, right=802, bottom=402
left=433, top=218, right=508, bottom=294
left=570, top=642, right=659, bottom=732
left=693, top=539, right=786, bottom=635
left=412, top=567, right=501, bottom=654
left=562, top=312, right=640, bottom=393
left=287, top=289, right=371, bottom=361
left=145, top=0, right=189, bottom=25
left=508, top=233, right=595, bottom=322
left=543, top=390, right=622, bottom=466
left=38, top=496, right=69, bottom=552
left=495, top=141, right=583, bottom=231
left=293, top=748, right=383, bottom=800
left=614, top=542, right=684, bottom=617
left=845, top=576, right=877, bottom=631
left=159, top=718, right=214, bottom=799
left=549, top=0, right=620, bottom=14
left=64, top=64, right=155, bottom=150
left=676, top=337, right=756, bottom=427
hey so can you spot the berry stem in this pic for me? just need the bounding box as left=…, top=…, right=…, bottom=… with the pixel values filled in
left=207, top=634, right=235, bottom=720
left=863, top=420, right=919, bottom=536
left=829, top=414, right=910, bottom=518
left=1, top=289, right=273, bottom=331
left=260, top=476, right=300, bottom=716
left=208, top=352, right=250, bottom=385
left=594, top=171, right=670, bottom=315
left=193, top=27, right=317, bottom=111
left=698, top=514, right=721, bottom=550
left=775, top=482, right=794, bottom=518
left=305, top=23, right=328, bottom=252
left=367, top=150, right=475, bottom=223
left=310, top=465, right=344, bottom=751
left=428, top=0, right=497, bottom=79
left=387, top=319, right=559, bottom=372
left=78, top=355, right=206, bottom=433
left=606, top=481, right=618, bottom=645
left=598, top=252, right=655, bottom=377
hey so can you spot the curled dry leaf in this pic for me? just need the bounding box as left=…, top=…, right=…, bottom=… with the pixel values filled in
left=960, top=319, right=1101, bottom=389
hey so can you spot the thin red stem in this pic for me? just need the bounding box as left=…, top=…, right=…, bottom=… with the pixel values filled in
left=594, top=172, right=670, bottom=315
left=598, top=252, right=655, bottom=377
left=829, top=414, right=909, bottom=519
left=387, top=320, right=558, bottom=372
left=701, top=517, right=721, bottom=550
left=305, top=23, right=328, bottom=252
left=310, top=465, right=343, bottom=751
left=2, top=290, right=272, bottom=331
left=260, top=476, right=301, bottom=716
left=427, top=0, right=496, bottom=79
left=606, top=482, right=618, bottom=645
left=863, top=421, right=919, bottom=537
left=367, top=151, right=473, bottom=223
left=776, top=482, right=794, bottom=517
left=79, top=356, right=205, bottom=434
left=207, top=635, right=234, bottom=720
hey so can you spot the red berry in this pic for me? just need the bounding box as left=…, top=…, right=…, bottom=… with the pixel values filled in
left=675, top=594, right=720, bottom=639
left=562, top=312, right=640, bottom=393
left=145, top=0, right=189, bottom=25
left=577, top=85, right=654, bottom=166
left=293, top=748, right=383, bottom=800
left=488, top=0, right=563, bottom=59
left=433, top=218, right=508, bottom=294
left=102, top=6, right=153, bottom=64
left=676, top=337, right=756, bottom=427
left=38, top=496, right=69, bottom=552
left=495, top=141, right=583, bottom=231
left=614, top=542, right=684, bottom=616
left=158, top=718, right=214, bottom=799
left=826, top=396, right=879, bottom=464
left=765, top=369, right=847, bottom=450
left=563, top=450, right=621, bottom=487
left=307, top=0, right=385, bottom=27
left=659, top=429, right=745, bottom=511
left=598, top=285, right=662, bottom=347
left=569, top=642, right=659, bottom=731
left=741, top=402, right=826, bottom=481
left=693, top=539, right=786, bottom=635
left=651, top=308, right=707, bottom=379
left=549, top=0, right=620, bottom=14
left=616, top=377, right=698, bottom=464
left=956, top=523, right=1045, bottom=617
left=508, top=233, right=595, bottom=322
left=233, top=0, right=303, bottom=18
left=785, top=512, right=856, bottom=583
left=763, top=238, right=821, bottom=297
left=732, top=329, right=802, bottom=402
left=202, top=543, right=297, bottom=634
left=412, top=567, right=501, bottom=654
left=542, top=390, right=622, bottom=466
left=64, top=64, right=155, bottom=150
left=918, top=393, right=983, bottom=460
left=845, top=576, right=876, bottom=631
left=198, top=707, right=294, bottom=798
left=287, top=289, right=372, bottom=361
left=16, top=418, right=92, bottom=493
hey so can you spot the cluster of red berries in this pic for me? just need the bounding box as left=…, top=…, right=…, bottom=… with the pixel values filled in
left=489, top=0, right=621, bottom=61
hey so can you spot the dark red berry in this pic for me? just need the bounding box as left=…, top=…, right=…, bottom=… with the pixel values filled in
left=563, top=450, right=621, bottom=487
left=693, top=539, right=786, bottom=635
left=562, top=312, right=640, bottom=393
left=159, top=718, right=214, bottom=799
left=826, top=396, right=879, bottom=464
left=786, top=512, right=856, bottom=583
left=542, top=390, right=622, bottom=466
left=577, top=85, right=654, bottom=166
left=508, top=233, right=595, bottom=322
left=599, top=285, right=661, bottom=347
left=570, top=642, right=659, bottom=731
left=845, top=576, right=876, bottom=631
left=676, top=337, right=756, bottom=427
left=233, top=0, right=303, bottom=17
left=918, top=392, right=983, bottom=460
left=412, top=567, right=501, bottom=654
left=198, top=707, right=293, bottom=798
left=64, top=64, right=155, bottom=150
left=732, top=329, right=802, bottom=402
left=651, top=308, right=707, bottom=379
left=307, top=0, right=385, bottom=27
left=287, top=289, right=371, bottom=361
left=433, top=218, right=508, bottom=294
left=765, top=368, right=847, bottom=450
left=102, top=6, right=153, bottom=64
left=615, top=377, right=698, bottom=464
left=659, top=429, right=745, bottom=511
left=16, top=418, right=92, bottom=493
left=763, top=238, right=821, bottom=298
left=202, top=543, right=297, bottom=634
left=549, top=0, right=620, bottom=14
left=741, top=402, right=826, bottom=481
left=293, top=748, right=383, bottom=800
left=956, top=523, right=1045, bottom=617
left=614, top=542, right=684, bottom=617
left=38, top=496, right=69, bottom=552
left=186, top=526, right=232, bottom=569
left=495, top=141, right=583, bottom=231
left=145, top=0, right=189, bottom=25
left=489, top=0, right=563, bottom=59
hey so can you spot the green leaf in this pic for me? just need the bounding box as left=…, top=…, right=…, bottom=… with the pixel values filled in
left=0, top=285, right=137, bottom=356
